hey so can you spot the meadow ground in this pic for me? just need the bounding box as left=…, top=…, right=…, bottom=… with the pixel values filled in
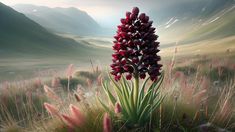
left=0, top=36, right=234, bottom=132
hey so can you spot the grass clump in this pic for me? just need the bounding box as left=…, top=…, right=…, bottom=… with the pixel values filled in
left=0, top=80, right=48, bottom=130
left=60, top=78, right=85, bottom=91
left=174, top=66, right=197, bottom=76
left=207, top=66, right=235, bottom=82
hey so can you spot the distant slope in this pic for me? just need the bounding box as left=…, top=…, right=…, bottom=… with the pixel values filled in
left=183, top=5, right=235, bottom=43
left=13, top=4, right=101, bottom=36
left=148, top=0, right=235, bottom=44
left=0, top=2, right=96, bottom=58
left=150, top=0, right=233, bottom=25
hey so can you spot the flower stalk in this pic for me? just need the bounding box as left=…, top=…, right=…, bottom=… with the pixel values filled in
left=133, top=75, right=139, bottom=106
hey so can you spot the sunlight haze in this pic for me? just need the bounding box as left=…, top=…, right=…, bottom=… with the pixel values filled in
left=0, top=0, right=173, bottom=27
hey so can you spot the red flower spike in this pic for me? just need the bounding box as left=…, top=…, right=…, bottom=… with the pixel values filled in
left=126, top=12, right=131, bottom=19
left=110, top=7, right=162, bottom=81
left=140, top=72, right=146, bottom=79
left=126, top=73, right=132, bottom=80
left=130, top=13, right=137, bottom=21
left=144, top=16, right=149, bottom=22
left=115, top=75, right=121, bottom=81
left=120, top=18, right=126, bottom=24
left=139, top=13, right=146, bottom=20
left=121, top=59, right=127, bottom=65
left=132, top=7, right=139, bottom=15
left=132, top=57, right=139, bottom=63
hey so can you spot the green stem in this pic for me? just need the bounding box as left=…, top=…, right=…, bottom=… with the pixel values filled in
left=134, top=75, right=139, bottom=107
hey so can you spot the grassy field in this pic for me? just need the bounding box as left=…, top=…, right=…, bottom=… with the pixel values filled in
left=0, top=57, right=110, bottom=82
left=0, top=34, right=234, bottom=131
left=160, top=36, right=235, bottom=58
left=1, top=1, right=234, bottom=131
left=0, top=35, right=112, bottom=82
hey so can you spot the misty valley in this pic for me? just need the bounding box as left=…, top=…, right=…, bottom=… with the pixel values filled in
left=0, top=1, right=235, bottom=132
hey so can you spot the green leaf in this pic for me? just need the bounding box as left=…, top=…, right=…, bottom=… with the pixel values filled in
left=151, top=95, right=165, bottom=113
left=148, top=73, right=164, bottom=93
left=97, top=96, right=114, bottom=115
left=138, top=104, right=151, bottom=124
left=120, top=77, right=130, bottom=102
left=137, top=89, right=153, bottom=115
left=101, top=71, right=165, bottom=127
left=113, top=80, right=133, bottom=118
left=153, top=73, right=164, bottom=94
left=125, top=77, right=132, bottom=91
left=153, top=90, right=161, bottom=100
left=128, top=83, right=136, bottom=118
left=138, top=77, right=150, bottom=107
left=121, top=86, right=134, bottom=119
left=115, top=92, right=128, bottom=116
left=102, top=80, right=117, bottom=106
left=108, top=73, right=122, bottom=94
left=121, top=94, right=133, bottom=118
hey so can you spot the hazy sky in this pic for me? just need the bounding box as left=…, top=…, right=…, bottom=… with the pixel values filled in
left=0, top=0, right=192, bottom=27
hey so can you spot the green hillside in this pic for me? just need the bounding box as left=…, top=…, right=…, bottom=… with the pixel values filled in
left=183, top=6, right=235, bottom=42
left=13, top=4, right=101, bottom=36
left=0, top=2, right=95, bottom=58
left=148, top=0, right=235, bottom=45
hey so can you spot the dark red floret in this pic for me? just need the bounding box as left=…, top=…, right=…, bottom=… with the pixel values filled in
left=110, top=7, right=162, bottom=81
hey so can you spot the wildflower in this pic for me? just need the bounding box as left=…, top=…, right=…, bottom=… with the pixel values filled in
left=193, top=89, right=207, bottom=106
left=97, top=74, right=103, bottom=86
left=2, top=81, right=10, bottom=95
left=74, top=93, right=81, bottom=102
left=44, top=85, right=61, bottom=102
left=174, top=71, right=183, bottom=80
left=61, top=105, right=85, bottom=129
left=34, top=78, right=42, bottom=87
left=51, top=77, right=60, bottom=88
left=180, top=79, right=194, bottom=102
left=66, top=64, right=75, bottom=78
left=69, top=104, right=85, bottom=126
left=86, top=78, right=92, bottom=88
left=110, top=7, right=162, bottom=81
left=114, top=102, right=121, bottom=114
left=103, top=113, right=112, bottom=132
left=95, top=66, right=100, bottom=73
left=61, top=114, right=77, bottom=129
left=66, top=64, right=75, bottom=94
left=99, top=7, right=164, bottom=127
left=76, top=85, right=86, bottom=99
left=44, top=103, right=60, bottom=118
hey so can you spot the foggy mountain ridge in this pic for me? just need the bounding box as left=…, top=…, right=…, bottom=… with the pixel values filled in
left=13, top=4, right=102, bottom=36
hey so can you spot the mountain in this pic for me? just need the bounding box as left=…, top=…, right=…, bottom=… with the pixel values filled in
left=148, top=0, right=235, bottom=45
left=182, top=5, right=235, bottom=43
left=12, top=4, right=101, bottom=36
left=0, top=2, right=91, bottom=58
left=150, top=0, right=233, bottom=25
